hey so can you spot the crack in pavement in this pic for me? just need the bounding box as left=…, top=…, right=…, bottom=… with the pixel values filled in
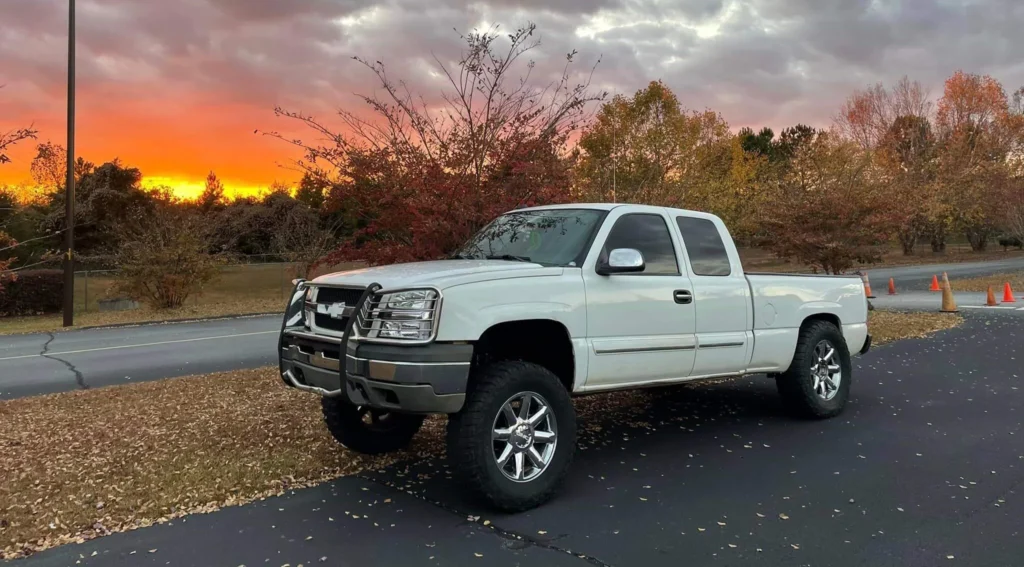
left=40, top=332, right=89, bottom=390
left=357, top=473, right=614, bottom=567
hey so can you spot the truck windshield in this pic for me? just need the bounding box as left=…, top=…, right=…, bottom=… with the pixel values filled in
left=452, top=208, right=606, bottom=267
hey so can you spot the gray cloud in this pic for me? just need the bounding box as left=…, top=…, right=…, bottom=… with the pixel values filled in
left=2, top=0, right=1023, bottom=141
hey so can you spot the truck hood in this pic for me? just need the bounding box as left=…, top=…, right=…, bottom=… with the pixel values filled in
left=309, top=259, right=564, bottom=290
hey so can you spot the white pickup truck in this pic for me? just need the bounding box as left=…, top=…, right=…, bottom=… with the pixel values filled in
left=278, top=203, right=871, bottom=511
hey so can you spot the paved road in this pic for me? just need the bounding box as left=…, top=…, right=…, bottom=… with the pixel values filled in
left=17, top=311, right=1024, bottom=567
left=0, top=315, right=280, bottom=400
left=872, top=290, right=1024, bottom=315
left=864, top=256, right=1024, bottom=292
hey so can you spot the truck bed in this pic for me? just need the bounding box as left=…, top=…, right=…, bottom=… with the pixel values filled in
left=742, top=271, right=869, bottom=373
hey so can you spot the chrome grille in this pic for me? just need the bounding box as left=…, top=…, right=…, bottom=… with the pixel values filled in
left=304, top=284, right=366, bottom=335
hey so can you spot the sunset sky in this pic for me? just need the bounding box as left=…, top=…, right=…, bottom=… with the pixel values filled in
left=2, top=0, right=1022, bottom=200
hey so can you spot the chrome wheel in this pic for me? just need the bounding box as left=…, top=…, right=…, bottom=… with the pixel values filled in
left=491, top=391, right=558, bottom=483
left=811, top=340, right=842, bottom=401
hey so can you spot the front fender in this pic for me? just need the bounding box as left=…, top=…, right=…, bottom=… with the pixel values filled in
left=434, top=274, right=587, bottom=342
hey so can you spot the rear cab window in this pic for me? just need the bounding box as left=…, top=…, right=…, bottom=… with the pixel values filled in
left=675, top=216, right=732, bottom=276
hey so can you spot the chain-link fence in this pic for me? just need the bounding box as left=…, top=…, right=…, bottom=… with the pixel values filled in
left=73, top=262, right=301, bottom=313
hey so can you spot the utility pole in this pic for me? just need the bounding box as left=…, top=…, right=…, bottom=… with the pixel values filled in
left=62, top=0, right=76, bottom=327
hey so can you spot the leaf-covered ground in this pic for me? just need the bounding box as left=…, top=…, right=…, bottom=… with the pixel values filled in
left=0, top=311, right=960, bottom=559
left=867, top=309, right=963, bottom=345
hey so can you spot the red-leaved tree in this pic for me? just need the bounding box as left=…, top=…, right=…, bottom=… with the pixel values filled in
left=760, top=131, right=894, bottom=274
left=266, top=23, right=605, bottom=266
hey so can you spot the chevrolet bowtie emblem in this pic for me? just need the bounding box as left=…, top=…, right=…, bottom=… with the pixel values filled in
left=316, top=302, right=347, bottom=319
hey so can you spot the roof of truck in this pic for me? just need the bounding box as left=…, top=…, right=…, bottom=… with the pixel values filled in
left=509, top=202, right=720, bottom=221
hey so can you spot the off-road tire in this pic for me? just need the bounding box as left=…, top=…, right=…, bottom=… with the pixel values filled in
left=447, top=361, right=576, bottom=512
left=776, top=320, right=852, bottom=419
left=321, top=397, right=425, bottom=455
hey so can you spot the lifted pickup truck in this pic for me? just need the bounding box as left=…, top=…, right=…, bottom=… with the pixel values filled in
left=279, top=204, right=870, bottom=511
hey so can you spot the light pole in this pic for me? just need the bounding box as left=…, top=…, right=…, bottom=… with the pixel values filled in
left=62, top=0, right=75, bottom=327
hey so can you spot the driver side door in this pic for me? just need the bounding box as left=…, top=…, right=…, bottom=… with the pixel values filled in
left=581, top=209, right=697, bottom=390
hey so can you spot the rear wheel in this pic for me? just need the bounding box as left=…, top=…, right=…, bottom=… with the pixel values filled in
left=776, top=320, right=852, bottom=419
left=321, top=397, right=425, bottom=454
left=447, top=361, right=576, bottom=512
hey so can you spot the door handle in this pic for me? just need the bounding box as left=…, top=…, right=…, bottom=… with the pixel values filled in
left=673, top=290, right=693, bottom=304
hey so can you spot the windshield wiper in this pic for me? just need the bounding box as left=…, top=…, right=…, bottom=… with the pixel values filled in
left=486, top=254, right=533, bottom=263
left=449, top=253, right=477, bottom=260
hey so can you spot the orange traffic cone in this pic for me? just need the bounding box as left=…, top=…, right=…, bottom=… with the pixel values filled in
left=888, top=278, right=897, bottom=295
left=986, top=286, right=998, bottom=306
left=862, top=273, right=876, bottom=298
left=1002, top=282, right=1017, bottom=303
left=940, top=273, right=958, bottom=313
left=929, top=275, right=941, bottom=292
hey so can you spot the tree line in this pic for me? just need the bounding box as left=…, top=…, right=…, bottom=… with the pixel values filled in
left=3, top=22, right=1024, bottom=308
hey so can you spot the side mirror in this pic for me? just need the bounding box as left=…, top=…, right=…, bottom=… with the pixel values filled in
left=597, top=248, right=645, bottom=275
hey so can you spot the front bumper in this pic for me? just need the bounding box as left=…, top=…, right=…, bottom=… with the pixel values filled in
left=279, top=328, right=472, bottom=414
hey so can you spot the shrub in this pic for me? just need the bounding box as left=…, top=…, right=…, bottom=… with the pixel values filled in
left=998, top=236, right=1023, bottom=250
left=0, top=269, right=63, bottom=316
left=112, top=209, right=222, bottom=309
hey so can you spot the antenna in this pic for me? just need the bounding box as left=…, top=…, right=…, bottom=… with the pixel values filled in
left=611, top=87, right=617, bottom=203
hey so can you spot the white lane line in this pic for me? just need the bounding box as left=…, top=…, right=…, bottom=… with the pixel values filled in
left=960, top=305, right=1018, bottom=310
left=0, top=331, right=278, bottom=362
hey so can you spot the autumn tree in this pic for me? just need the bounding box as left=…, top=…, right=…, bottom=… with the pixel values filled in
left=933, top=71, right=1017, bottom=251
left=266, top=22, right=605, bottom=265
left=576, top=80, right=737, bottom=203
left=575, top=81, right=765, bottom=240
left=834, top=76, right=932, bottom=149
left=273, top=206, right=340, bottom=278
left=833, top=76, right=946, bottom=253
left=577, top=81, right=698, bottom=203
left=875, top=115, right=937, bottom=254
left=760, top=131, right=892, bottom=274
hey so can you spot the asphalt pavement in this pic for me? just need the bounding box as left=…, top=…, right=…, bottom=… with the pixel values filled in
left=0, top=315, right=281, bottom=400
left=863, top=255, right=1024, bottom=292
left=14, top=310, right=1024, bottom=567
left=872, top=290, right=1024, bottom=315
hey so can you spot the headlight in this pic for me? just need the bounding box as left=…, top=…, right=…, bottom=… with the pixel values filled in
left=361, top=288, right=440, bottom=341
left=384, top=289, right=436, bottom=311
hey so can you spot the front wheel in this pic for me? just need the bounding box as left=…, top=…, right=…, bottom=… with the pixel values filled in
left=447, top=361, right=576, bottom=512
left=776, top=320, right=852, bottom=419
left=321, top=397, right=425, bottom=454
